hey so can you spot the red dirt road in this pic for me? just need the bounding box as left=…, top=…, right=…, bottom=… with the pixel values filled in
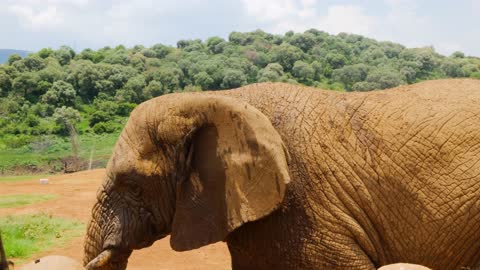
left=0, top=169, right=231, bottom=269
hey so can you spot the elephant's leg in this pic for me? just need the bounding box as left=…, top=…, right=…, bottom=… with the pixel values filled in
left=309, top=233, right=377, bottom=270
left=227, top=230, right=377, bottom=270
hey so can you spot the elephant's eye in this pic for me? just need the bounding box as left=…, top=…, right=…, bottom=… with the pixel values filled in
left=125, top=181, right=142, bottom=196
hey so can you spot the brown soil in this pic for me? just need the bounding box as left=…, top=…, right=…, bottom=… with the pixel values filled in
left=0, top=169, right=231, bottom=269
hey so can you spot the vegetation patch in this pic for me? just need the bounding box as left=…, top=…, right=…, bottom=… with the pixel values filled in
left=0, top=132, right=120, bottom=174
left=0, top=214, right=84, bottom=261
left=0, top=194, right=57, bottom=208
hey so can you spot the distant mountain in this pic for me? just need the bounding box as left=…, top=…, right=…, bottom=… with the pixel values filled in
left=0, top=49, right=30, bottom=63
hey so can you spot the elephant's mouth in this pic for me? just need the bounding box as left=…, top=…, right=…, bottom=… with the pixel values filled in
left=85, top=230, right=168, bottom=270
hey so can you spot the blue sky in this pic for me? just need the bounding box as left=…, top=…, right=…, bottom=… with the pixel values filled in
left=1, top=0, right=479, bottom=56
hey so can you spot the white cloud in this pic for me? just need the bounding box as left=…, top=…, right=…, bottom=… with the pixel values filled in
left=316, top=5, right=374, bottom=35
left=242, top=0, right=374, bottom=35
left=242, top=0, right=299, bottom=22
left=436, top=42, right=464, bottom=56
left=378, top=0, right=431, bottom=47
left=8, top=4, right=64, bottom=29
left=471, top=0, right=480, bottom=12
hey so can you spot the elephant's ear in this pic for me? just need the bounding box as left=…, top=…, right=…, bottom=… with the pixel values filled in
left=168, top=95, right=290, bottom=251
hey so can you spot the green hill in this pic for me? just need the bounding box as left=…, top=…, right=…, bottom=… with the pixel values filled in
left=0, top=29, right=479, bottom=174
left=0, top=49, right=30, bottom=64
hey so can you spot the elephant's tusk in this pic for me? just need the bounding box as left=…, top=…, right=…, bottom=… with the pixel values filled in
left=85, top=249, right=113, bottom=270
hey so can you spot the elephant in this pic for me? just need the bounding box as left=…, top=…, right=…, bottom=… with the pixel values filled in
left=83, top=78, right=480, bottom=270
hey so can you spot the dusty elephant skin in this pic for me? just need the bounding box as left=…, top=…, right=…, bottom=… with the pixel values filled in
left=84, top=79, right=480, bottom=270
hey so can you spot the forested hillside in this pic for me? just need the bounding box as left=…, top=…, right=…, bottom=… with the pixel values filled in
left=1, top=29, right=479, bottom=173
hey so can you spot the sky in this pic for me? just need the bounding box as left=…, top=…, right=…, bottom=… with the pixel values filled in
left=0, top=0, right=479, bottom=56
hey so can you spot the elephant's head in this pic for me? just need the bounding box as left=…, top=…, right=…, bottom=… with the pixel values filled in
left=83, top=94, right=291, bottom=270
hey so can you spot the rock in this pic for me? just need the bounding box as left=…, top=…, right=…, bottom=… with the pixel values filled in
left=378, top=263, right=432, bottom=270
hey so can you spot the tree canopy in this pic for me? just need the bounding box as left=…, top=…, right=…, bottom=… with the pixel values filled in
left=0, top=29, right=479, bottom=138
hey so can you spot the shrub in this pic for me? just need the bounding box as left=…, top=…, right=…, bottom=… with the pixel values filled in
left=93, top=121, right=117, bottom=134
left=0, top=134, right=33, bottom=148
left=471, top=72, right=480, bottom=80
left=117, top=103, right=137, bottom=116
left=89, top=111, right=113, bottom=127
left=25, top=114, right=40, bottom=127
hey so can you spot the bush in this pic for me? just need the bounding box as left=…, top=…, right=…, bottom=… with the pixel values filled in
left=352, top=81, right=380, bottom=91
left=93, top=121, right=117, bottom=134
left=89, top=111, right=113, bottom=127
left=117, top=103, right=137, bottom=116
left=0, top=134, right=33, bottom=148
left=471, top=72, right=480, bottom=80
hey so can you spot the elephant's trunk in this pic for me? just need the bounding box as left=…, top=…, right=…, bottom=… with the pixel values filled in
left=84, top=206, right=104, bottom=268
left=84, top=196, right=132, bottom=270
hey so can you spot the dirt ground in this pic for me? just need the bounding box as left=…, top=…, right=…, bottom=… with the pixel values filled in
left=0, top=169, right=231, bottom=269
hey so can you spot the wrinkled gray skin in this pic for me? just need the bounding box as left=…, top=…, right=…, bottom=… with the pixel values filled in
left=84, top=79, right=480, bottom=270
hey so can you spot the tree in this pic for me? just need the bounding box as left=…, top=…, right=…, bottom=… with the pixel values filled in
left=366, top=69, right=405, bottom=89
left=332, top=64, right=370, bottom=90
left=89, top=111, right=113, bottom=127
left=146, top=67, right=183, bottom=93
left=462, top=63, right=479, bottom=77
left=54, top=46, right=75, bottom=65
left=451, top=51, right=465, bottom=58
left=119, top=75, right=146, bottom=102
left=129, top=53, right=147, bottom=71
left=0, top=70, right=12, bottom=96
left=269, top=44, right=304, bottom=71
left=325, top=52, right=347, bottom=69
left=53, top=106, right=81, bottom=156
left=206, top=36, right=225, bottom=54
left=352, top=81, right=380, bottom=91
left=292, top=61, right=315, bottom=83
left=7, top=54, right=22, bottom=65
left=103, top=51, right=129, bottom=65
left=229, top=32, right=254, bottom=45
left=42, top=80, right=76, bottom=107
left=68, top=60, right=102, bottom=100
left=311, top=61, right=322, bottom=80
left=143, top=80, right=163, bottom=99
left=38, top=48, right=54, bottom=59
left=22, top=55, right=46, bottom=71
left=151, top=44, right=172, bottom=58
left=400, top=66, right=417, bottom=83
left=221, top=69, right=247, bottom=89
left=194, top=71, right=214, bottom=90
left=257, top=63, right=284, bottom=82
left=441, top=60, right=464, bottom=77
left=288, top=33, right=316, bottom=52
left=12, top=72, right=40, bottom=100
left=415, top=48, right=437, bottom=73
